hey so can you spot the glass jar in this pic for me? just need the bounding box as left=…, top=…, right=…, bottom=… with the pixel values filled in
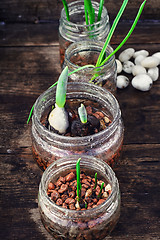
left=63, top=40, right=117, bottom=94
left=59, top=0, right=110, bottom=66
left=31, top=82, right=124, bottom=171
left=38, top=155, right=121, bottom=240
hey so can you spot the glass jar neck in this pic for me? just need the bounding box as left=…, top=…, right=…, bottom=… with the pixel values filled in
left=64, top=40, right=116, bottom=75
left=59, top=0, right=110, bottom=42
left=39, top=155, right=120, bottom=219
left=33, top=82, right=121, bottom=148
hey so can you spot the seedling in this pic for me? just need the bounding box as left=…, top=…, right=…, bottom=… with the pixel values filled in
left=62, top=0, right=104, bottom=24
left=94, top=172, right=97, bottom=189
left=98, top=182, right=104, bottom=198
left=78, top=104, right=88, bottom=124
left=48, top=66, right=69, bottom=134
left=76, top=158, right=82, bottom=202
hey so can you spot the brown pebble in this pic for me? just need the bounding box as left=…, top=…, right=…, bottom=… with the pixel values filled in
left=69, top=191, right=75, bottom=198
left=61, top=194, right=68, bottom=201
left=62, top=202, right=68, bottom=209
left=51, top=190, right=60, bottom=201
left=81, top=179, right=90, bottom=185
left=66, top=172, right=75, bottom=181
left=82, top=184, right=90, bottom=189
left=70, top=180, right=77, bottom=191
left=81, top=187, right=86, bottom=197
left=69, top=203, right=76, bottom=210
left=65, top=197, right=75, bottom=205
left=86, top=106, right=92, bottom=115
left=56, top=198, right=63, bottom=206
left=58, top=184, right=68, bottom=194
left=93, top=198, right=98, bottom=204
left=58, top=176, right=66, bottom=183
left=48, top=182, right=55, bottom=190
left=94, top=111, right=104, bottom=119
left=55, top=180, right=62, bottom=187
left=97, top=199, right=106, bottom=205
left=85, top=188, right=92, bottom=198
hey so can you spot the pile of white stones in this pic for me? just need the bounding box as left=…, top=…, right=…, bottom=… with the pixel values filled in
left=116, top=48, right=160, bottom=91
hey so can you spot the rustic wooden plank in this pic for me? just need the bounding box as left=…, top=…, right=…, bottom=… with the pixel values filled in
left=0, top=22, right=160, bottom=47
left=0, top=0, right=159, bottom=23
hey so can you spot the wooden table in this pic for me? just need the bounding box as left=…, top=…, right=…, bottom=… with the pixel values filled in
left=0, top=20, right=160, bottom=239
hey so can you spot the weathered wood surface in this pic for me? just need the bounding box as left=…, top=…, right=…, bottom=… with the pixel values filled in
left=0, top=20, right=160, bottom=239
left=0, top=0, right=160, bottom=23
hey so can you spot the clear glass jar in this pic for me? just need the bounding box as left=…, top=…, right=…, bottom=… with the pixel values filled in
left=31, top=82, right=124, bottom=170
left=59, top=0, right=110, bottom=66
left=38, top=155, right=121, bottom=240
left=63, top=40, right=117, bottom=94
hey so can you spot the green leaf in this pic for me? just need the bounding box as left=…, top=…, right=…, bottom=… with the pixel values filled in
left=96, top=0, right=129, bottom=67
left=100, top=0, right=147, bottom=65
left=76, top=158, right=81, bottom=201
left=94, top=172, right=97, bottom=189
left=97, top=0, right=104, bottom=22
left=78, top=103, right=87, bottom=124
left=56, top=66, right=68, bottom=108
left=84, top=0, right=95, bottom=25
left=98, top=182, right=104, bottom=198
left=62, top=0, right=70, bottom=21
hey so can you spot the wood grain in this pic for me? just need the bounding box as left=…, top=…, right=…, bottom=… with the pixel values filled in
left=0, top=17, right=160, bottom=240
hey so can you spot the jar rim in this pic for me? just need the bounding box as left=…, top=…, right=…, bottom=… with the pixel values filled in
left=33, top=82, right=121, bottom=145
left=39, top=155, right=120, bottom=217
left=60, top=0, right=109, bottom=28
left=64, top=40, right=115, bottom=71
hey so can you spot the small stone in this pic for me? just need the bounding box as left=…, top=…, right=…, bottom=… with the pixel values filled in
left=148, top=67, right=159, bottom=81
left=48, top=182, right=55, bottom=190
left=97, top=199, right=106, bottom=206
left=131, top=74, right=153, bottom=91
left=66, top=172, right=75, bottom=182
left=141, top=56, right=159, bottom=68
left=132, top=65, right=146, bottom=76
left=65, top=197, right=75, bottom=205
left=116, top=59, right=122, bottom=73
left=58, top=184, right=68, bottom=193
left=152, top=52, right=160, bottom=64
left=119, top=48, right=135, bottom=62
left=134, top=55, right=146, bottom=65
left=133, top=50, right=149, bottom=58
left=105, top=184, right=112, bottom=192
left=51, top=190, right=60, bottom=201
left=116, top=75, right=129, bottom=89
left=122, top=61, right=134, bottom=74
left=56, top=198, right=63, bottom=206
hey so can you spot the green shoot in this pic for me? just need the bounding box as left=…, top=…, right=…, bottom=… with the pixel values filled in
left=84, top=1, right=89, bottom=25
left=94, top=172, right=97, bottom=189
left=100, top=0, right=147, bottom=66
left=97, top=0, right=104, bottom=22
left=78, top=103, right=87, bottom=124
left=84, top=0, right=95, bottom=25
left=96, top=0, right=129, bottom=67
left=56, top=66, right=68, bottom=108
left=27, top=104, right=35, bottom=124
left=62, top=0, right=70, bottom=21
left=98, top=182, right=104, bottom=198
left=76, top=158, right=82, bottom=202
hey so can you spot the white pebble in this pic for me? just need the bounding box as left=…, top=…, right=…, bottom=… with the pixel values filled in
left=131, top=74, right=153, bottom=91
left=117, top=75, right=129, bottom=89
left=123, top=61, right=134, bottom=74
left=116, top=59, right=122, bottom=73
left=148, top=67, right=159, bottom=81
left=133, top=50, right=149, bottom=58
left=119, top=48, right=135, bottom=62
left=141, top=56, right=159, bottom=68
left=152, top=52, right=160, bottom=64
left=134, top=55, right=146, bottom=65
left=132, top=65, right=146, bottom=76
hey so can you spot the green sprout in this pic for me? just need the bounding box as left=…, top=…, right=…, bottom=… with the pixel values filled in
left=78, top=103, right=87, bottom=124
left=62, top=0, right=104, bottom=24
left=98, top=182, right=104, bottom=198
left=62, top=0, right=70, bottom=21
left=94, top=172, right=97, bottom=189
left=56, top=66, right=68, bottom=108
left=76, top=158, right=82, bottom=202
